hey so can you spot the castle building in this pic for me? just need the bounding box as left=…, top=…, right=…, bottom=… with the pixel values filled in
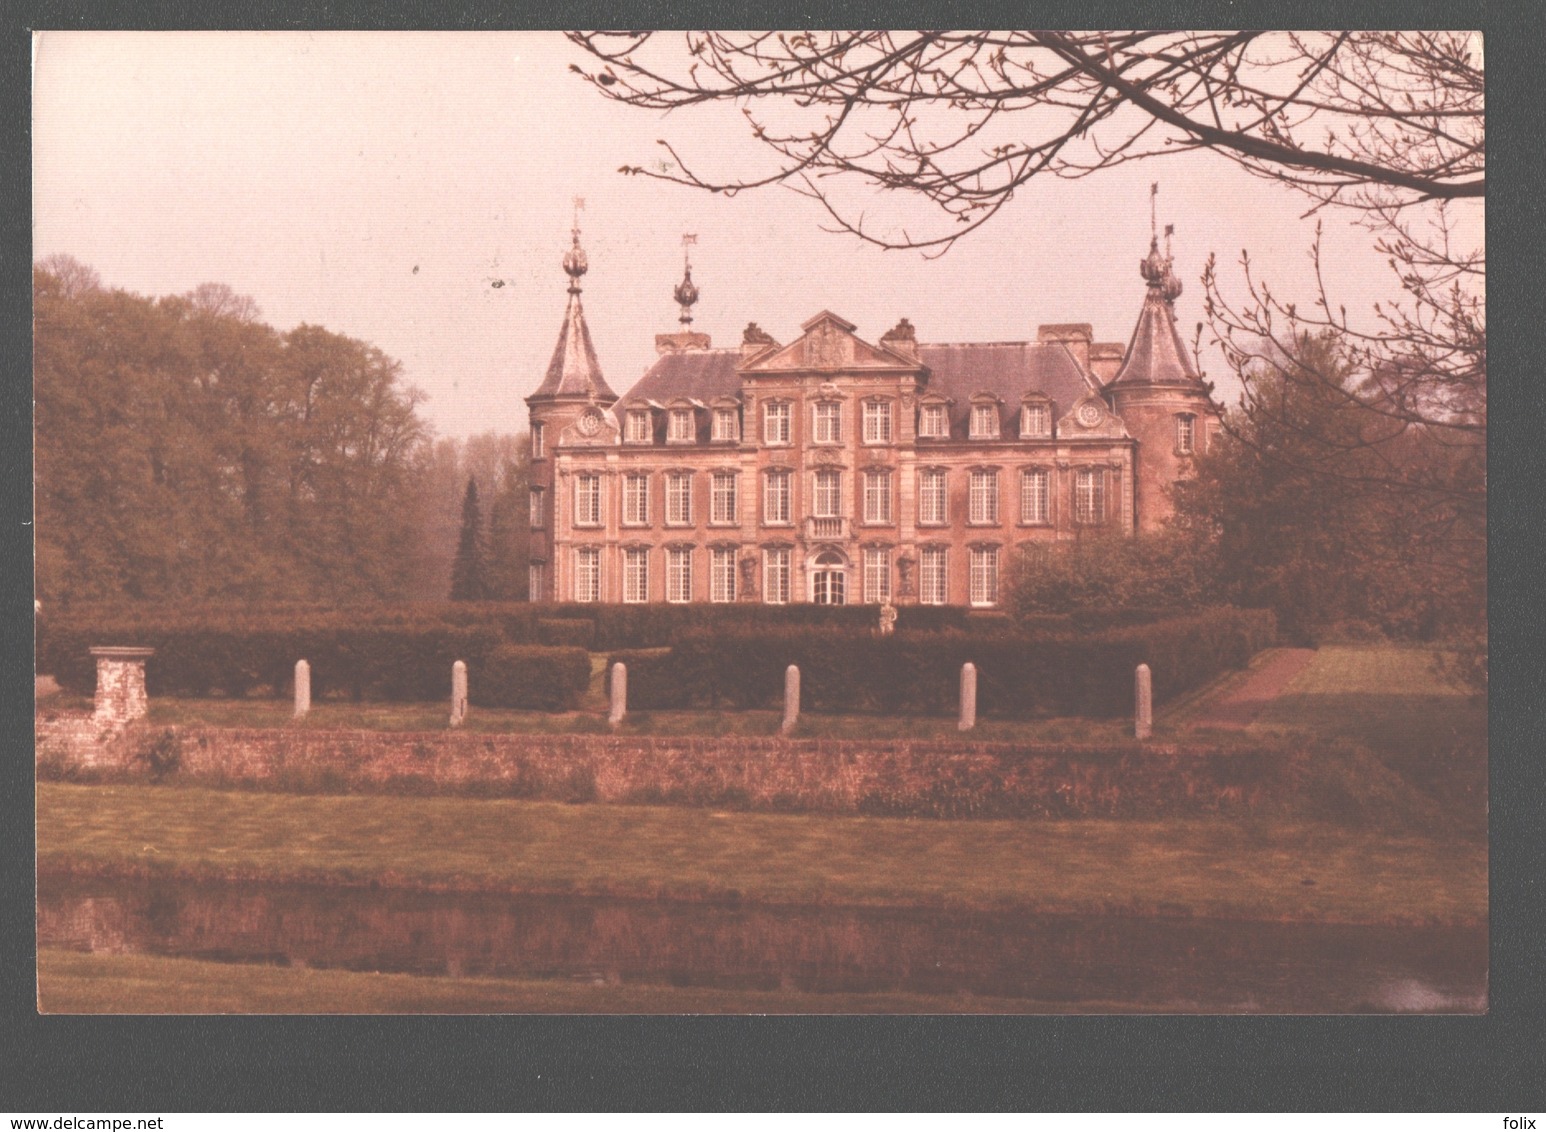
left=525, top=219, right=1219, bottom=607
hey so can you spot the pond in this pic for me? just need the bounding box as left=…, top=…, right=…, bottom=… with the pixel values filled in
left=38, top=876, right=1486, bottom=1013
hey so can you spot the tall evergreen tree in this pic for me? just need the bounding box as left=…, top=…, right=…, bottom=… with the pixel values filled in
left=448, top=478, right=487, bottom=601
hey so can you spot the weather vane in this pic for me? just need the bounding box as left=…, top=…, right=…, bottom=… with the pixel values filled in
left=1150, top=182, right=1159, bottom=239
left=571, top=196, right=586, bottom=239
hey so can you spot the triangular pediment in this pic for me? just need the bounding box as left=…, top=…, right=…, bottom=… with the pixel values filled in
left=742, top=311, right=921, bottom=373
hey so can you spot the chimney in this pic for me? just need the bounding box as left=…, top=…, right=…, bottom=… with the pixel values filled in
left=879, top=317, right=919, bottom=361
left=1038, top=323, right=1093, bottom=373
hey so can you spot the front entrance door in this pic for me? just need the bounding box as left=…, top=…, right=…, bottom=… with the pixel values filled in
left=812, top=569, right=846, bottom=605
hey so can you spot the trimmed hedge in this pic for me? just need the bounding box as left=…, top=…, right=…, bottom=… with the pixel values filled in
left=469, top=645, right=591, bottom=711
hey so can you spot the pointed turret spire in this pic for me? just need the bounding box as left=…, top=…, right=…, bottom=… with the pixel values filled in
left=1110, top=190, right=1201, bottom=387
left=529, top=200, right=618, bottom=403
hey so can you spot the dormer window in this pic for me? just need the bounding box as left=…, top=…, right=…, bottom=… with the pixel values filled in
left=668, top=408, right=695, bottom=444
left=713, top=406, right=740, bottom=443
left=1176, top=413, right=1196, bottom=455
left=919, top=403, right=948, bottom=439
left=1020, top=403, right=1051, bottom=439
left=814, top=401, right=842, bottom=444
left=625, top=409, right=652, bottom=444
left=970, top=403, right=1000, bottom=440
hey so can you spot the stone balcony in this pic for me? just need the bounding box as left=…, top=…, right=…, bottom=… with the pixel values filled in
left=805, top=516, right=848, bottom=541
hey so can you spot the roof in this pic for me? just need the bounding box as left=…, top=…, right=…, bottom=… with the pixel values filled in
left=622, top=348, right=741, bottom=405
left=919, top=342, right=1095, bottom=434
left=528, top=290, right=618, bottom=402
left=1110, top=240, right=1202, bottom=387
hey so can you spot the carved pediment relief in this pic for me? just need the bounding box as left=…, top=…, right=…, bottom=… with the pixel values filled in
left=1058, top=395, right=1130, bottom=440
left=741, top=310, right=924, bottom=374
left=558, top=407, right=619, bottom=448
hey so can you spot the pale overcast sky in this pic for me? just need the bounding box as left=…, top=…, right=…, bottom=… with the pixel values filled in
left=32, top=31, right=1481, bottom=440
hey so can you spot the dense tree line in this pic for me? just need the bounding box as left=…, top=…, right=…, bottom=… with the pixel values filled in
left=34, top=257, right=531, bottom=606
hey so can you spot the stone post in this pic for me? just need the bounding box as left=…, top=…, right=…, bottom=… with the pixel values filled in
left=1134, top=663, right=1153, bottom=740
left=958, top=662, right=977, bottom=732
left=781, top=664, right=800, bottom=735
left=293, top=659, right=311, bottom=720
left=608, top=662, right=627, bottom=727
left=450, top=660, right=468, bottom=728
left=90, top=646, right=154, bottom=728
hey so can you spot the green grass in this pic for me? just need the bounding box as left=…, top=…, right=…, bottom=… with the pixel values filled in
left=36, top=948, right=1135, bottom=1014
left=37, top=782, right=1486, bottom=925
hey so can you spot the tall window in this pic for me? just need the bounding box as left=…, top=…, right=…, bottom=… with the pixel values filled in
left=862, top=469, right=892, bottom=524
left=919, top=468, right=947, bottom=525
left=529, top=486, right=545, bottom=530
left=813, top=469, right=842, bottom=518
left=863, top=401, right=893, bottom=444
left=1021, top=403, right=1050, bottom=438
left=763, top=547, right=791, bottom=604
left=666, top=472, right=693, bottom=525
left=764, top=469, right=791, bottom=524
left=971, top=403, right=999, bottom=439
left=710, top=472, right=738, bottom=525
left=625, top=410, right=651, bottom=443
left=531, top=422, right=544, bottom=459
left=623, top=473, right=650, bottom=526
left=813, top=401, right=842, bottom=444
left=970, top=546, right=1000, bottom=607
left=667, top=548, right=693, bottom=603
left=863, top=547, right=891, bottom=603
left=919, top=404, right=947, bottom=438
left=527, top=561, right=545, bottom=603
left=574, top=547, right=600, bottom=603
left=1075, top=467, right=1107, bottom=525
left=1176, top=413, right=1196, bottom=455
left=574, top=473, right=601, bottom=527
left=713, top=407, right=739, bottom=442
left=668, top=409, right=694, bottom=443
left=1020, top=468, right=1049, bottom=525
left=969, top=469, right=999, bottom=524
left=763, top=401, right=791, bottom=446
left=920, top=547, right=948, bottom=605
left=711, top=547, right=737, bottom=603
left=623, top=547, right=650, bottom=603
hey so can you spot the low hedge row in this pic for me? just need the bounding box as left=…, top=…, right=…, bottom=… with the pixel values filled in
left=469, top=645, right=592, bottom=711
left=610, top=608, right=1277, bottom=718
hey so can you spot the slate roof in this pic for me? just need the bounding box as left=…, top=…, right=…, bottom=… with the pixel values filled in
left=1109, top=245, right=1202, bottom=387
left=918, top=342, right=1095, bottom=435
left=621, top=349, right=742, bottom=405
left=529, top=291, right=618, bottom=402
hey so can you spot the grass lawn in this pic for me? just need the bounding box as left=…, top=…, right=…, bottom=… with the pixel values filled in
left=37, top=782, right=1485, bottom=925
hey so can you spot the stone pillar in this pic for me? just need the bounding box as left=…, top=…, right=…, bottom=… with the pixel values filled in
left=450, top=660, right=468, bottom=728
left=90, top=647, right=155, bottom=728
left=609, top=662, right=627, bottom=727
left=781, top=664, right=800, bottom=735
left=294, top=659, right=311, bottom=720
left=1134, top=663, right=1153, bottom=740
left=958, top=662, right=977, bottom=732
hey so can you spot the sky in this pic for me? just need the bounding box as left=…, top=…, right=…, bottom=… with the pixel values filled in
left=31, top=31, right=1482, bottom=440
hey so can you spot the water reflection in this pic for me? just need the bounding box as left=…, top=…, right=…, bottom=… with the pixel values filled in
left=38, top=877, right=1486, bottom=1013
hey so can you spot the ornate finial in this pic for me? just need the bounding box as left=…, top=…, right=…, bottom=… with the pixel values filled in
left=1162, top=223, right=1182, bottom=303
left=562, top=198, right=588, bottom=294
left=674, top=232, right=700, bottom=326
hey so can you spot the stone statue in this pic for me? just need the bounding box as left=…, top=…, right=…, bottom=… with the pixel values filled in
left=878, top=603, right=898, bottom=636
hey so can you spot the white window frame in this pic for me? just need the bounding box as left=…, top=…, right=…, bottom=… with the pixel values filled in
left=574, top=473, right=602, bottom=528
left=969, top=546, right=1000, bottom=607
left=529, top=486, right=545, bottom=530
left=862, top=469, right=892, bottom=524
left=919, top=403, right=947, bottom=439
left=665, top=471, right=693, bottom=526
left=970, top=403, right=999, bottom=439
left=863, top=401, right=893, bottom=445
left=763, top=469, right=792, bottom=524
left=1020, top=468, right=1050, bottom=525
left=763, top=547, right=791, bottom=604
left=623, top=547, right=650, bottom=604
left=1021, top=403, right=1050, bottom=438
left=711, top=547, right=737, bottom=603
left=710, top=471, right=738, bottom=525
left=813, top=469, right=842, bottom=518
left=763, top=401, right=791, bottom=446
left=969, top=469, right=999, bottom=525
left=919, top=468, right=947, bottom=525
left=666, top=547, right=693, bottom=603
left=625, top=410, right=652, bottom=444
left=1177, top=413, right=1196, bottom=455
left=862, top=547, right=891, bottom=604
left=574, top=547, right=600, bottom=603
left=813, top=401, right=842, bottom=445
left=713, top=407, right=739, bottom=443
left=527, top=561, right=545, bottom=603
left=1075, top=467, right=1107, bottom=526
left=920, top=546, right=948, bottom=605
left=621, top=473, right=649, bottom=527
left=668, top=408, right=695, bottom=444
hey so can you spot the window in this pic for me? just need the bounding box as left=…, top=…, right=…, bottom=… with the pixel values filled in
left=920, top=546, right=948, bottom=605
left=668, top=408, right=694, bottom=443
left=527, top=561, right=545, bottom=603
left=971, top=403, right=999, bottom=439
left=1021, top=403, right=1050, bottom=438
left=529, top=487, right=545, bottom=530
left=862, top=469, right=892, bottom=524
left=711, top=547, right=737, bottom=603
left=711, top=472, right=738, bottom=525
left=970, top=546, right=1000, bottom=606
left=862, top=547, right=891, bottom=604
left=919, top=468, right=947, bottom=525
left=1176, top=413, right=1196, bottom=455
left=1020, top=468, right=1049, bottom=525
left=623, top=547, right=650, bottom=604
left=713, top=407, right=739, bottom=442
left=531, top=422, right=545, bottom=459
left=625, top=410, right=651, bottom=443
left=969, top=469, right=999, bottom=524
left=622, top=473, right=649, bottom=526
left=574, top=547, right=600, bottom=603
left=763, top=469, right=792, bottom=524
left=814, top=401, right=842, bottom=444
left=667, top=547, right=693, bottom=603
left=574, top=473, right=601, bottom=527
left=813, top=469, right=842, bottom=518
left=919, top=404, right=947, bottom=438
left=863, top=402, right=893, bottom=444
left=1075, top=467, right=1107, bottom=525
left=763, top=547, right=791, bottom=604
left=763, top=401, right=791, bottom=446
left=666, top=472, right=693, bottom=526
